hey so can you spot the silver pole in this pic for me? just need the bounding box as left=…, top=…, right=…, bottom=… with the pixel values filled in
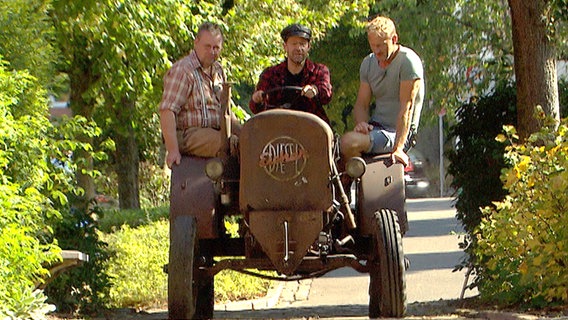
left=439, top=113, right=445, bottom=197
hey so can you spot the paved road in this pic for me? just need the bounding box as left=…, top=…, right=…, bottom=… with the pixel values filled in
left=212, top=197, right=480, bottom=319
left=282, top=197, right=475, bottom=304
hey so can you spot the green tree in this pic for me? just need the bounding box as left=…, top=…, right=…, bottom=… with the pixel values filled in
left=49, top=0, right=373, bottom=209
left=1, top=2, right=110, bottom=315
left=0, top=0, right=56, bottom=86
left=49, top=0, right=202, bottom=209
left=508, top=0, right=564, bottom=138
left=365, top=1, right=515, bottom=123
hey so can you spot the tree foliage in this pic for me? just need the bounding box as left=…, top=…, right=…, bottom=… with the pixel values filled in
left=0, top=57, right=56, bottom=314
left=0, top=0, right=56, bottom=85
left=364, top=1, right=514, bottom=124
left=446, top=83, right=517, bottom=274
left=47, top=0, right=374, bottom=209
left=0, top=1, right=108, bottom=315
left=0, top=56, right=108, bottom=316
left=223, top=0, right=371, bottom=84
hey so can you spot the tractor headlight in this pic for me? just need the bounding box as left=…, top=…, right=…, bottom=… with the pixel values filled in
left=345, top=157, right=366, bottom=178
left=205, top=159, right=224, bottom=181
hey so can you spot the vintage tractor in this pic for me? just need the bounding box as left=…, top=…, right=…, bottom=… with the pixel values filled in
left=167, top=85, right=407, bottom=319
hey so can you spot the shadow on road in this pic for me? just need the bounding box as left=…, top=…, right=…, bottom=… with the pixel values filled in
left=405, top=217, right=463, bottom=237
left=406, top=251, right=466, bottom=272
left=216, top=302, right=464, bottom=319
left=217, top=304, right=368, bottom=319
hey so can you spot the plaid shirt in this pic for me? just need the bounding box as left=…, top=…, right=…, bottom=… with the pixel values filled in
left=249, top=59, right=332, bottom=124
left=159, top=50, right=226, bottom=130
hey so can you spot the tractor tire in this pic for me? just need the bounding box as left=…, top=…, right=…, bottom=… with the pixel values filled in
left=368, top=208, right=406, bottom=318
left=168, top=215, right=197, bottom=320
left=193, top=268, right=214, bottom=319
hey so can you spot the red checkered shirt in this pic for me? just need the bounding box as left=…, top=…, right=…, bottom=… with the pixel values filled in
left=248, top=59, right=332, bottom=124
left=159, top=50, right=226, bottom=130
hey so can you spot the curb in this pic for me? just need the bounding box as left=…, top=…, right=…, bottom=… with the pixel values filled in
left=214, top=281, right=285, bottom=311
left=213, top=278, right=312, bottom=311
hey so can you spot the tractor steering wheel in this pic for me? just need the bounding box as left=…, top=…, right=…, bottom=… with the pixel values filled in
left=262, top=86, right=304, bottom=110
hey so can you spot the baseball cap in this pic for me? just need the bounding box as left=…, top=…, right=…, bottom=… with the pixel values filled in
left=280, top=23, right=312, bottom=42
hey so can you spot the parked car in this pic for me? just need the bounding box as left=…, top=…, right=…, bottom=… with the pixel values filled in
left=404, top=149, right=430, bottom=198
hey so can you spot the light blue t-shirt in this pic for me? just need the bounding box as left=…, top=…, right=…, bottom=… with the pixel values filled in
left=360, top=46, right=424, bottom=132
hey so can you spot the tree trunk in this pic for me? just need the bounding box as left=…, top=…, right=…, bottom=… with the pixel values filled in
left=69, top=68, right=96, bottom=211
left=508, top=0, right=560, bottom=139
left=114, top=99, right=141, bottom=210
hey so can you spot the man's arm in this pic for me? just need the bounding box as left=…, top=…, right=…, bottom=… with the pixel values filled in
left=249, top=68, right=272, bottom=113
left=160, top=109, right=181, bottom=168
left=392, top=78, right=421, bottom=166
left=311, top=64, right=332, bottom=104
left=352, top=81, right=373, bottom=134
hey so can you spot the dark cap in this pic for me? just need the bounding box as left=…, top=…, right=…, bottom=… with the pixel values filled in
left=280, top=23, right=311, bottom=42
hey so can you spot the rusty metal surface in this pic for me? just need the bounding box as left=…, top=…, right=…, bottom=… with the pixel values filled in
left=239, top=109, right=334, bottom=212
left=170, top=156, right=219, bottom=239
left=249, top=210, right=323, bottom=276
left=358, top=156, right=408, bottom=235
left=207, top=254, right=367, bottom=277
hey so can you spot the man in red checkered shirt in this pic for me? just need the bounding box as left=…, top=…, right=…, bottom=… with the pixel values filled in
left=249, top=23, right=333, bottom=125
left=159, top=22, right=241, bottom=168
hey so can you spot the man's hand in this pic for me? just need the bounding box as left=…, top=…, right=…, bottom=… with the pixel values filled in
left=252, top=90, right=265, bottom=104
left=391, top=148, right=409, bottom=167
left=301, top=85, right=318, bottom=99
left=166, top=150, right=182, bottom=169
left=354, top=121, right=373, bottom=135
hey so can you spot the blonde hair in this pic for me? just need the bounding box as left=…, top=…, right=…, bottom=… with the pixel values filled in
left=366, top=16, right=397, bottom=39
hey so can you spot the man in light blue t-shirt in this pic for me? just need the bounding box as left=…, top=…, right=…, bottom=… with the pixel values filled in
left=341, top=15, right=424, bottom=167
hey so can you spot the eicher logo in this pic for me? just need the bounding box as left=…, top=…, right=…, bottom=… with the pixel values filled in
left=259, top=136, right=307, bottom=181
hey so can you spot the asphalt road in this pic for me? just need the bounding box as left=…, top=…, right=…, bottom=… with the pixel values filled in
left=284, top=197, right=476, bottom=307
left=211, top=197, right=481, bottom=319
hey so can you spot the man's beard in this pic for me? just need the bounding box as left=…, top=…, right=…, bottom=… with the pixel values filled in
left=290, top=53, right=307, bottom=65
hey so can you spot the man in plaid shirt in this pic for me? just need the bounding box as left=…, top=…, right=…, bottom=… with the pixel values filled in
left=249, top=23, right=333, bottom=124
left=159, top=22, right=241, bottom=168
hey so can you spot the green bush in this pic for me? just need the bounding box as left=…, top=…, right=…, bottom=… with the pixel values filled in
left=94, top=162, right=171, bottom=211
left=475, top=117, right=568, bottom=307
left=98, top=206, right=169, bottom=233
left=447, top=82, right=517, bottom=236
left=98, top=214, right=272, bottom=309
left=45, top=205, right=112, bottom=315
left=0, top=60, right=62, bottom=318
left=101, top=221, right=169, bottom=308
left=446, top=82, right=517, bottom=287
left=139, top=162, right=171, bottom=209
